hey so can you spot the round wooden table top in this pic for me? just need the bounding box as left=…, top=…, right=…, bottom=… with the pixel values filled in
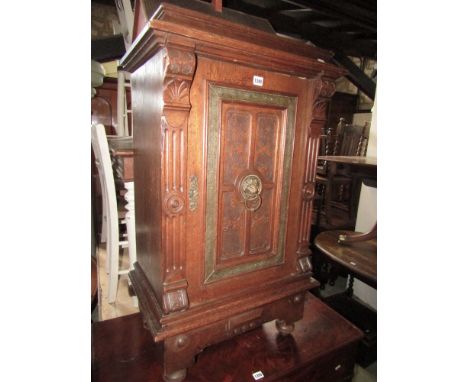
left=314, top=230, right=377, bottom=287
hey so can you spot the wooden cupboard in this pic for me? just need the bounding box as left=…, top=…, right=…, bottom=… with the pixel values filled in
left=120, top=1, right=345, bottom=380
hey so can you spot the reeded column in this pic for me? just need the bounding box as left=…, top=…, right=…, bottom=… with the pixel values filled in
left=296, top=77, right=336, bottom=273
left=160, top=46, right=196, bottom=314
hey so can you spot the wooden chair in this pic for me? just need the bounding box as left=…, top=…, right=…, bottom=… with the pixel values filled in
left=91, top=123, right=136, bottom=303
left=315, top=118, right=370, bottom=228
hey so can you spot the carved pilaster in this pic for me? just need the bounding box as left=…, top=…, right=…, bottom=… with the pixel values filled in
left=296, top=77, right=336, bottom=272
left=160, top=46, right=196, bottom=314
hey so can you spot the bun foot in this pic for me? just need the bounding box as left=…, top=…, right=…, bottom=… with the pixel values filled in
left=276, top=319, right=295, bottom=335
left=163, top=368, right=187, bottom=382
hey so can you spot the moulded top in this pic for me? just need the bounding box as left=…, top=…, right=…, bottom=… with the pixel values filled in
left=139, top=0, right=276, bottom=34
left=121, top=0, right=346, bottom=79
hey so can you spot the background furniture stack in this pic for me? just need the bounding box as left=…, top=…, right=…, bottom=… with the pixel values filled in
left=314, top=117, right=371, bottom=230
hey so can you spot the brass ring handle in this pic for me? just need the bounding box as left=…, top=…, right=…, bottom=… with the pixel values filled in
left=244, top=196, right=262, bottom=212
left=240, top=174, right=262, bottom=212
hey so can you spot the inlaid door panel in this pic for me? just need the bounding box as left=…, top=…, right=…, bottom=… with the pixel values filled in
left=218, top=104, right=281, bottom=261
left=204, top=84, right=297, bottom=284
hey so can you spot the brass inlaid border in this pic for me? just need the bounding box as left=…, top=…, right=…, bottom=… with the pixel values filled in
left=188, top=175, right=199, bottom=211
left=205, top=84, right=297, bottom=283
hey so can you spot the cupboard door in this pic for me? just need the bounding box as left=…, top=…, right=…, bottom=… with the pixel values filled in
left=204, top=84, right=297, bottom=283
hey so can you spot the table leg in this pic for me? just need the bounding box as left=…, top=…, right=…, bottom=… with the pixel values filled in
left=124, top=181, right=138, bottom=306
left=350, top=174, right=362, bottom=222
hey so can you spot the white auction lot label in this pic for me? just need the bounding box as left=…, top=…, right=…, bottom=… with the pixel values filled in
left=253, top=75, right=264, bottom=86
left=252, top=370, right=265, bottom=380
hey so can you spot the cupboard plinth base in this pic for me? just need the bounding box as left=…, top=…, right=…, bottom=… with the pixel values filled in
left=129, top=262, right=319, bottom=380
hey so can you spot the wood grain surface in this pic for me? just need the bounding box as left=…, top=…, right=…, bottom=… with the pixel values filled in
left=92, top=293, right=363, bottom=382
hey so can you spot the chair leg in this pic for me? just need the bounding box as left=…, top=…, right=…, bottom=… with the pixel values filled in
left=107, top=244, right=119, bottom=303
left=124, top=182, right=137, bottom=269
left=346, top=275, right=355, bottom=297
left=100, top=208, right=107, bottom=244
left=100, top=181, right=108, bottom=244
left=105, top=219, right=111, bottom=275
left=107, top=206, right=120, bottom=304
left=315, top=183, right=325, bottom=229
left=324, top=162, right=337, bottom=225
left=102, top=190, right=110, bottom=275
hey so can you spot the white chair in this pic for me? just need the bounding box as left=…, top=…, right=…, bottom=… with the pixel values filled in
left=98, top=72, right=131, bottom=243
left=91, top=123, right=136, bottom=303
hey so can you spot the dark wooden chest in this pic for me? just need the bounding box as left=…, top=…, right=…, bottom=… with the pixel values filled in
left=92, top=294, right=363, bottom=381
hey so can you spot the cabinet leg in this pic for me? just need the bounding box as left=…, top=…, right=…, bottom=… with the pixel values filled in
left=163, top=335, right=197, bottom=382
left=163, top=368, right=187, bottom=382
left=276, top=319, right=295, bottom=335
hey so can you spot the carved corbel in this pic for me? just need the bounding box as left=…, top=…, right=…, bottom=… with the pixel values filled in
left=160, top=46, right=196, bottom=313
left=295, top=76, right=336, bottom=272
left=312, top=78, right=336, bottom=122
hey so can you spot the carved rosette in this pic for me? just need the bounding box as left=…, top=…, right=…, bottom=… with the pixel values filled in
left=302, top=183, right=315, bottom=201
left=160, top=46, right=196, bottom=313
left=295, top=77, right=336, bottom=272
left=164, top=192, right=185, bottom=216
